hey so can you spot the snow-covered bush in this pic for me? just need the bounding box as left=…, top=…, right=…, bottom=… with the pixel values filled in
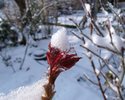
left=42, top=28, right=80, bottom=100
left=71, top=2, right=125, bottom=100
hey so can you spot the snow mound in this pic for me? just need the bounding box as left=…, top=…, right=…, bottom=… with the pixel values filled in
left=51, top=28, right=70, bottom=51
left=0, top=79, right=47, bottom=100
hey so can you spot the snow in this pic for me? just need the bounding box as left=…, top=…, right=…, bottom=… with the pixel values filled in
left=112, top=34, right=124, bottom=51
left=109, top=25, right=116, bottom=35
left=92, top=32, right=125, bottom=52
left=0, top=79, right=46, bottom=100
left=0, top=39, right=49, bottom=94
left=83, top=40, right=99, bottom=55
left=84, top=3, right=91, bottom=15
left=51, top=27, right=70, bottom=51
left=101, top=7, right=108, bottom=17
left=95, top=68, right=100, bottom=76
left=92, top=33, right=108, bottom=47
left=0, top=18, right=2, bottom=22
left=57, top=10, right=84, bottom=25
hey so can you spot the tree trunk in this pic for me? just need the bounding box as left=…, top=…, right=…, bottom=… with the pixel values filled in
left=14, top=0, right=26, bottom=16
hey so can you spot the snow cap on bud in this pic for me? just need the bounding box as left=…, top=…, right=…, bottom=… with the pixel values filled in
left=51, top=27, right=70, bottom=51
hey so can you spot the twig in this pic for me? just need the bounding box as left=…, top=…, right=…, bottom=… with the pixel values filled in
left=94, top=43, right=121, bottom=55
left=69, top=18, right=92, bottom=42
left=80, top=45, right=119, bottom=78
left=0, top=53, right=16, bottom=72
left=99, top=56, right=124, bottom=99
left=117, top=86, right=124, bottom=100
left=120, top=49, right=125, bottom=83
left=19, top=1, right=55, bottom=70
left=91, top=20, right=104, bottom=37
left=105, top=24, right=120, bottom=53
left=107, top=2, right=125, bottom=33
left=83, top=73, right=98, bottom=86
left=90, top=58, right=107, bottom=100
left=19, top=41, right=29, bottom=70
left=32, top=1, right=57, bottom=19
left=71, top=31, right=85, bottom=44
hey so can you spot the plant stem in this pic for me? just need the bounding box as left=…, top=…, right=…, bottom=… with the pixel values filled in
left=42, top=76, right=55, bottom=100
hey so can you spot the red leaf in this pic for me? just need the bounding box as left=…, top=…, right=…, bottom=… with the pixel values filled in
left=52, top=53, right=63, bottom=68
left=60, top=56, right=81, bottom=69
left=46, top=44, right=81, bottom=83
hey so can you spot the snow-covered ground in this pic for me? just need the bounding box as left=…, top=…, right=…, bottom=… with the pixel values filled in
left=0, top=39, right=49, bottom=94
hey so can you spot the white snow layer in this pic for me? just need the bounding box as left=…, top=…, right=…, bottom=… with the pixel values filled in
left=0, top=79, right=46, bottom=100
left=51, top=28, right=70, bottom=51
left=92, top=33, right=125, bottom=52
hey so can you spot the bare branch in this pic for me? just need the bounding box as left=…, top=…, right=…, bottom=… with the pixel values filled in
left=80, top=45, right=119, bottom=78
left=90, top=58, right=107, bottom=100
